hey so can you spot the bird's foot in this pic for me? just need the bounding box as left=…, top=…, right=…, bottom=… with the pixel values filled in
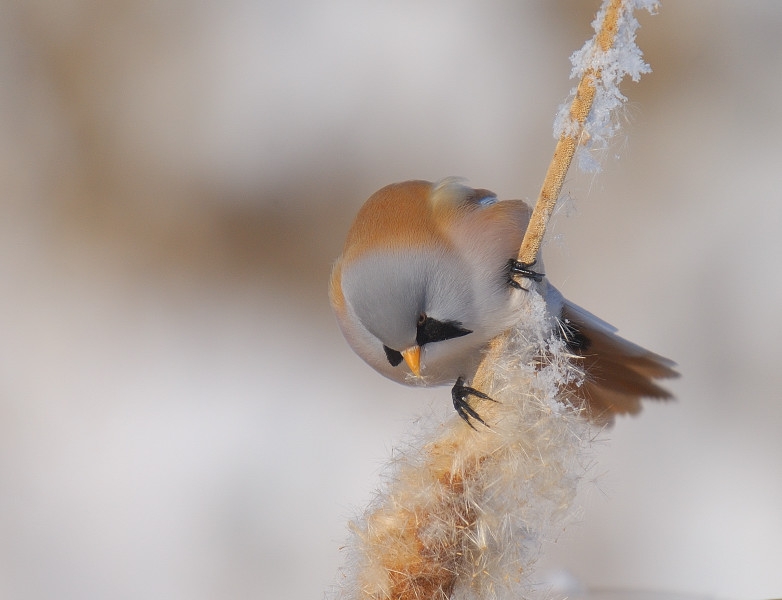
left=507, top=259, right=544, bottom=289
left=451, top=377, right=496, bottom=429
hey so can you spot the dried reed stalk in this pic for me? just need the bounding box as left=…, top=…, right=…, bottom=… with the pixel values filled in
left=332, top=1, right=655, bottom=598
left=518, top=0, right=624, bottom=266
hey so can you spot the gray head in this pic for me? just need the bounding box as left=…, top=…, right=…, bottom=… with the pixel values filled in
left=340, top=246, right=481, bottom=384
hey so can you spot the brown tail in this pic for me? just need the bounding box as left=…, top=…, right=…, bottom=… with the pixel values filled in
left=558, top=301, right=679, bottom=426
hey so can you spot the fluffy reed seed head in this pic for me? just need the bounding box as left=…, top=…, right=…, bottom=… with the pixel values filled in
left=331, top=291, right=595, bottom=600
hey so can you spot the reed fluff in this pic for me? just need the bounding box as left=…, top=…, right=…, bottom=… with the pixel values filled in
left=331, top=291, right=594, bottom=600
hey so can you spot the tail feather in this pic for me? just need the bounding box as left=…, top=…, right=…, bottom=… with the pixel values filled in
left=559, top=301, right=678, bottom=426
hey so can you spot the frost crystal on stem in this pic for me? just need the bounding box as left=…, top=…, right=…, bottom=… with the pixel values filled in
left=554, top=0, right=658, bottom=172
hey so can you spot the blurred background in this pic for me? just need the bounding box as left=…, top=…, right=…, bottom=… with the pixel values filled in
left=1, top=0, right=781, bottom=598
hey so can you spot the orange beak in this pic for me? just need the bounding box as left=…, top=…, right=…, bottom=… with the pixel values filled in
left=401, top=346, right=421, bottom=377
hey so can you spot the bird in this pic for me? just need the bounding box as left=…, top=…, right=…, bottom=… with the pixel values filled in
left=329, top=179, right=677, bottom=427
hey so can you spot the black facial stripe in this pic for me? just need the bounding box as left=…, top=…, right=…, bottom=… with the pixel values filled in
left=383, top=345, right=404, bottom=367
left=416, top=316, right=472, bottom=346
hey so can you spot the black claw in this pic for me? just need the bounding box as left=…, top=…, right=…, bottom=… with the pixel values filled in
left=507, top=258, right=545, bottom=288
left=451, top=377, right=496, bottom=429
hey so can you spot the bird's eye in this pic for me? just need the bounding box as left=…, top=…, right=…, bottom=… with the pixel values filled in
left=416, top=316, right=472, bottom=346
left=417, top=312, right=427, bottom=326
left=383, top=345, right=403, bottom=367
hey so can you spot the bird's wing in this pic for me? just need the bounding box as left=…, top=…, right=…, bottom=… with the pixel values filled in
left=557, top=299, right=679, bottom=426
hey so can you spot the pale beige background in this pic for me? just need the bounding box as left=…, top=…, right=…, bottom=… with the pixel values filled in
left=1, top=1, right=780, bottom=599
